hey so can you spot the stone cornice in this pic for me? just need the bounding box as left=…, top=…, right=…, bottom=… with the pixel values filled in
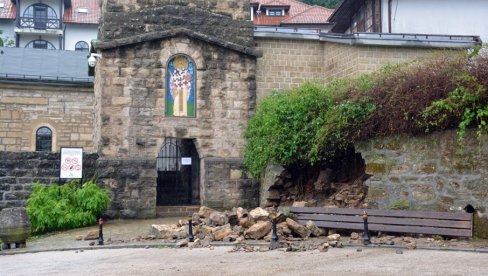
left=92, top=28, right=263, bottom=57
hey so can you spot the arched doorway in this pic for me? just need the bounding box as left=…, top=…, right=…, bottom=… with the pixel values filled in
left=156, top=138, right=200, bottom=205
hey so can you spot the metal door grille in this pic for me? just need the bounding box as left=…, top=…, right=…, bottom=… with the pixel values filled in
left=157, top=138, right=181, bottom=172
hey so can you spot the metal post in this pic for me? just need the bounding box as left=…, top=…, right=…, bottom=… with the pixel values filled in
left=362, top=211, right=371, bottom=245
left=98, top=218, right=104, bottom=246
left=188, top=216, right=194, bottom=242
left=270, top=210, right=279, bottom=249
left=271, top=216, right=278, bottom=242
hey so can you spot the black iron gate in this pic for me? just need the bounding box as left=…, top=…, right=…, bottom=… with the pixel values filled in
left=156, top=138, right=199, bottom=206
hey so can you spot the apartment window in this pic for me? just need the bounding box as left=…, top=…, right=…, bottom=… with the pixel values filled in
left=351, top=0, right=381, bottom=33
left=22, top=4, right=59, bottom=29
left=268, top=9, right=283, bottom=17
left=36, top=127, right=52, bottom=152
left=75, top=41, right=90, bottom=52
left=25, top=39, right=56, bottom=50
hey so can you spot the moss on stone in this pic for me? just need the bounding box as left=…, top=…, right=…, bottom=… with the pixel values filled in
left=387, top=199, right=411, bottom=210
left=366, top=163, right=386, bottom=174
left=367, top=187, right=388, bottom=200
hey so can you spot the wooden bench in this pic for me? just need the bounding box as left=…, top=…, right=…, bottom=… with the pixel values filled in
left=286, top=207, right=473, bottom=237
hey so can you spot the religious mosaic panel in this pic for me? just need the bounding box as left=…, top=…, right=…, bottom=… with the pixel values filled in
left=166, top=55, right=196, bottom=117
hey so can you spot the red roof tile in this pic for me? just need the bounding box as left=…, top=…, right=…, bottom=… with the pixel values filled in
left=253, top=0, right=332, bottom=26
left=0, top=0, right=16, bottom=20
left=63, top=0, right=99, bottom=24
left=282, top=6, right=334, bottom=24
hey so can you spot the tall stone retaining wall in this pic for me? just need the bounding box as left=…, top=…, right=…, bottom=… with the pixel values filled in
left=356, top=130, right=488, bottom=217
left=0, top=151, right=98, bottom=210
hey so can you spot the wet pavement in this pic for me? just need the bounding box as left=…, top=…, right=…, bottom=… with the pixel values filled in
left=15, top=217, right=181, bottom=252
left=2, top=216, right=488, bottom=255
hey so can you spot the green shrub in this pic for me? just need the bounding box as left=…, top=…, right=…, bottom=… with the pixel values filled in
left=26, top=181, right=110, bottom=234
left=244, top=48, right=488, bottom=177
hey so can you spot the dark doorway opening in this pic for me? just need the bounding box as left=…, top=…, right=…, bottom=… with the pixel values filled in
left=156, top=138, right=200, bottom=206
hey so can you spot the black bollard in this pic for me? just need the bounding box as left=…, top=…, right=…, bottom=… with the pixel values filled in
left=188, top=216, right=194, bottom=242
left=362, top=211, right=371, bottom=245
left=271, top=216, right=278, bottom=242
left=270, top=211, right=280, bottom=250
left=98, top=218, right=104, bottom=246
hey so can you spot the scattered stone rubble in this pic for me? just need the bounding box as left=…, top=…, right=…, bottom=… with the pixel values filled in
left=78, top=206, right=473, bottom=251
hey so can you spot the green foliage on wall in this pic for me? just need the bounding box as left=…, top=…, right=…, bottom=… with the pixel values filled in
left=26, top=181, right=110, bottom=234
left=300, top=0, right=341, bottom=9
left=245, top=48, right=488, bottom=177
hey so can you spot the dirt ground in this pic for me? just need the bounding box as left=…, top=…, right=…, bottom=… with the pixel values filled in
left=1, top=246, right=488, bottom=276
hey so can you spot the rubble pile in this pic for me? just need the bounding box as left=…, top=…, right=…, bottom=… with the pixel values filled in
left=150, top=206, right=333, bottom=247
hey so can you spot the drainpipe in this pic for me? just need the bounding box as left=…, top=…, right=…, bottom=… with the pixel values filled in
left=60, top=0, right=63, bottom=49
left=388, top=0, right=392, bottom=33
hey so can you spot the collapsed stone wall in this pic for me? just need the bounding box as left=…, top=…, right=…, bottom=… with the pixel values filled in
left=261, top=148, right=369, bottom=209
left=0, top=151, right=98, bottom=210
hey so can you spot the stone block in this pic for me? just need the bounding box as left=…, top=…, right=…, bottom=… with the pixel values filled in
left=0, top=97, right=48, bottom=105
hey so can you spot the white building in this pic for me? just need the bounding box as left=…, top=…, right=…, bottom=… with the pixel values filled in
left=329, top=0, right=487, bottom=43
left=0, top=0, right=99, bottom=51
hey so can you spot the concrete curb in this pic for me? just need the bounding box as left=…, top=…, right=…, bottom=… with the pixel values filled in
left=1, top=241, right=488, bottom=256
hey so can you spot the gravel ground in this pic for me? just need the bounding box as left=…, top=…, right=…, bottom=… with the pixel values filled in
left=1, top=246, right=487, bottom=276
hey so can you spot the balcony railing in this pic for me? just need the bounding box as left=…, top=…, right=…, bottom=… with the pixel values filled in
left=18, top=17, right=61, bottom=30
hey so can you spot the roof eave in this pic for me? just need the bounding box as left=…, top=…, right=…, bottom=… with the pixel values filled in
left=93, top=28, right=262, bottom=57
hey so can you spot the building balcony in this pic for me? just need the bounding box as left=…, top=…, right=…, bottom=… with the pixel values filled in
left=15, top=16, right=63, bottom=36
left=18, top=17, right=61, bottom=30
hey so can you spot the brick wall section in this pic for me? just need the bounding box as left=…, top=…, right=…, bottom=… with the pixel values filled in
left=256, top=38, right=440, bottom=102
left=356, top=130, right=488, bottom=217
left=0, top=151, right=98, bottom=210
left=0, top=83, right=95, bottom=152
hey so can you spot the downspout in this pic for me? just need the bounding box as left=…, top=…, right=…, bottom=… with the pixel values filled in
left=388, top=0, right=392, bottom=33
left=15, top=0, right=20, bottom=47
left=60, top=0, right=63, bottom=49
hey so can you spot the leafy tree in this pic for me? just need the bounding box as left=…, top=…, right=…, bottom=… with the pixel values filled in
left=300, top=0, right=342, bottom=9
left=0, top=28, right=14, bottom=47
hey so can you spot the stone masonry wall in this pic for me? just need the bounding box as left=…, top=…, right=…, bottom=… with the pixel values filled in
left=95, top=37, right=256, bottom=160
left=0, top=151, right=98, bottom=210
left=255, top=38, right=325, bottom=102
left=204, top=158, right=259, bottom=209
left=99, top=0, right=253, bottom=47
left=96, top=158, right=156, bottom=218
left=255, top=37, right=440, bottom=102
left=93, top=1, right=259, bottom=216
left=0, top=83, right=95, bottom=152
left=356, top=130, right=488, bottom=217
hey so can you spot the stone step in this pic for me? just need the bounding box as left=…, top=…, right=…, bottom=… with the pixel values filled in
left=156, top=205, right=200, bottom=218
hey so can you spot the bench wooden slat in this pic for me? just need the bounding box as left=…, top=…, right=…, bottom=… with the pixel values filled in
left=297, top=220, right=472, bottom=237
left=296, top=214, right=472, bottom=230
left=289, top=207, right=472, bottom=221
